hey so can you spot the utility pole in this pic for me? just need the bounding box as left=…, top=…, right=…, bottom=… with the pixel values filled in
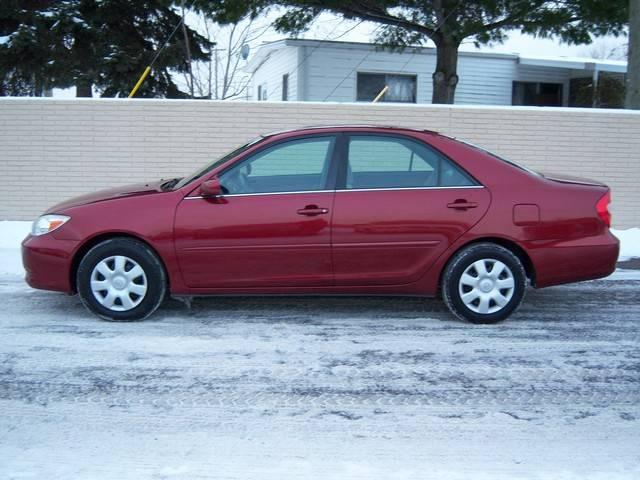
left=626, top=0, right=640, bottom=109
left=181, top=0, right=194, bottom=99
left=213, top=48, right=221, bottom=100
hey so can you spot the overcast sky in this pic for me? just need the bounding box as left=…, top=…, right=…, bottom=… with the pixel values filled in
left=287, top=12, right=628, bottom=60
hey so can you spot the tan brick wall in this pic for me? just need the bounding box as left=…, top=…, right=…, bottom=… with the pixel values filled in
left=0, top=98, right=638, bottom=228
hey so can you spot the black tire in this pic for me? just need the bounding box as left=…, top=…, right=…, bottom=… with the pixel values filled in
left=76, top=238, right=167, bottom=321
left=442, top=243, right=527, bottom=324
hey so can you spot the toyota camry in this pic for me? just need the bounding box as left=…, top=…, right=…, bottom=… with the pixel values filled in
left=22, top=126, right=619, bottom=323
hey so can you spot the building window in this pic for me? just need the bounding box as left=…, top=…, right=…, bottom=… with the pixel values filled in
left=512, top=81, right=563, bottom=106
left=282, top=74, right=289, bottom=101
left=357, top=73, right=417, bottom=103
left=257, top=84, right=268, bottom=101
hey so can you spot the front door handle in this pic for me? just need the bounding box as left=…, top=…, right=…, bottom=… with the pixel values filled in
left=297, top=205, right=329, bottom=216
left=447, top=199, right=478, bottom=210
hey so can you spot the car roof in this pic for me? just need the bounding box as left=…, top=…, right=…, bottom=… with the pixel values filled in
left=261, top=125, right=440, bottom=138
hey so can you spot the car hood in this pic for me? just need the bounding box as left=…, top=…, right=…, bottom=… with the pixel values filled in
left=540, top=171, right=606, bottom=187
left=46, top=180, right=165, bottom=213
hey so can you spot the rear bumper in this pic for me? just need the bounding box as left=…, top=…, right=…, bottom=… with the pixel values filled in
left=526, top=231, right=620, bottom=288
left=21, top=235, right=78, bottom=294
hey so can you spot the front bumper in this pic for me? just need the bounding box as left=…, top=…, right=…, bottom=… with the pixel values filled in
left=21, top=234, right=79, bottom=294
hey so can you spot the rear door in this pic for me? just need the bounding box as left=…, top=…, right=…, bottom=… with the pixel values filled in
left=332, top=133, right=490, bottom=286
left=174, top=135, right=338, bottom=289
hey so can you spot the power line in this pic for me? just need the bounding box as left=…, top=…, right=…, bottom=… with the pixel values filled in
left=320, top=0, right=465, bottom=102
left=322, top=47, right=375, bottom=101
left=235, top=0, right=467, bottom=102
left=129, top=17, right=185, bottom=98
left=150, top=17, right=185, bottom=67
left=434, top=0, right=465, bottom=33
left=263, top=19, right=364, bottom=100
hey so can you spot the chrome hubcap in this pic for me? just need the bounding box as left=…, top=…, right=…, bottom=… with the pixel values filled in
left=458, top=259, right=515, bottom=314
left=90, top=255, right=147, bottom=312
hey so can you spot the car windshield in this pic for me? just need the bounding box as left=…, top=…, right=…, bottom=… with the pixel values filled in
left=456, top=139, right=541, bottom=177
left=172, top=137, right=263, bottom=190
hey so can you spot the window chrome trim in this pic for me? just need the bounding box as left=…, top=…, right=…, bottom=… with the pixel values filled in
left=183, top=185, right=484, bottom=200
left=184, top=190, right=333, bottom=199
left=336, top=185, right=484, bottom=193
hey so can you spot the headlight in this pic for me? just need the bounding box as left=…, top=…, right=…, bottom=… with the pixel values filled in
left=31, top=214, right=70, bottom=236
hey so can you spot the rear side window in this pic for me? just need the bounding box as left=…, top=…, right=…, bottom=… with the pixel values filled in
left=345, top=135, right=476, bottom=190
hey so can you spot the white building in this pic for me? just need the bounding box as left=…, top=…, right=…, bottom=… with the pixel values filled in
left=246, top=39, right=628, bottom=107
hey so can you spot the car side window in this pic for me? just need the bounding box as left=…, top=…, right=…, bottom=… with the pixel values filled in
left=346, top=135, right=476, bottom=189
left=219, top=136, right=335, bottom=194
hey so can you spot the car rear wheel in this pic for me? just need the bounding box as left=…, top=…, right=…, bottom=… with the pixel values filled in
left=442, top=243, right=527, bottom=324
left=76, top=238, right=166, bottom=321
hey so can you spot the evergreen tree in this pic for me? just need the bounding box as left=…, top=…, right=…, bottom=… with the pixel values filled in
left=0, top=1, right=60, bottom=96
left=0, top=0, right=211, bottom=97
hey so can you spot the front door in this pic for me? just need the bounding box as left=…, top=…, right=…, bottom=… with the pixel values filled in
left=175, top=135, right=337, bottom=289
left=332, top=134, right=490, bottom=286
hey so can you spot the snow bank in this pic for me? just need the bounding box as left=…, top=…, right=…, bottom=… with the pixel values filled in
left=0, top=222, right=637, bottom=279
left=0, top=221, right=31, bottom=249
left=0, top=221, right=31, bottom=278
left=612, top=228, right=640, bottom=261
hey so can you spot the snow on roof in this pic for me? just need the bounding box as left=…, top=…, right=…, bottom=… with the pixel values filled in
left=518, top=54, right=627, bottom=73
left=246, top=38, right=628, bottom=74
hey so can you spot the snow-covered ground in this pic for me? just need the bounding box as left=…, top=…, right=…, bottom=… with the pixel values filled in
left=615, top=228, right=640, bottom=260
left=1, top=220, right=639, bottom=479
left=0, top=221, right=30, bottom=278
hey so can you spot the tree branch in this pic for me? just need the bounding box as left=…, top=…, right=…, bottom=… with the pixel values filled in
left=298, top=0, right=438, bottom=40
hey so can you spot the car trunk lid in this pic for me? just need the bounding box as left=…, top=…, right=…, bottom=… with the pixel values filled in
left=540, top=171, right=607, bottom=187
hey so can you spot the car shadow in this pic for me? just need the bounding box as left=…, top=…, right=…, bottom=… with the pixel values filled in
left=12, top=284, right=457, bottom=324
left=14, top=276, right=637, bottom=327
left=158, top=295, right=454, bottom=323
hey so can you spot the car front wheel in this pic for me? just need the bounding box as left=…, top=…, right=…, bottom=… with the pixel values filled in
left=442, top=243, right=527, bottom=324
left=76, top=238, right=166, bottom=321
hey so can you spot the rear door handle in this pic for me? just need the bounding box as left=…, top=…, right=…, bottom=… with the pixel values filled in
left=297, top=205, right=329, bottom=216
left=447, top=200, right=478, bottom=210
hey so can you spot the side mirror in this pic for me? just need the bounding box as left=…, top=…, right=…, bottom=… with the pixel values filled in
left=200, top=178, right=222, bottom=198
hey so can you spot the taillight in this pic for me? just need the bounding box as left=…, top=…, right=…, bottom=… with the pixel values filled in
left=596, top=191, right=612, bottom=228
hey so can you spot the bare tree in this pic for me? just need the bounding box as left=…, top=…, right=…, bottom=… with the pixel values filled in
left=575, top=39, right=628, bottom=108
left=189, top=15, right=271, bottom=99
left=584, top=39, right=629, bottom=61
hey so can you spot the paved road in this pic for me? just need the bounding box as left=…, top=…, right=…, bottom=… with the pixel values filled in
left=0, top=276, right=639, bottom=479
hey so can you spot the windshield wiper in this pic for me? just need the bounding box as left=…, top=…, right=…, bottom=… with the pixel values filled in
left=160, top=177, right=181, bottom=191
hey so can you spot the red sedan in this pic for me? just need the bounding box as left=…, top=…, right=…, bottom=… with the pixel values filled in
left=22, top=126, right=619, bottom=323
